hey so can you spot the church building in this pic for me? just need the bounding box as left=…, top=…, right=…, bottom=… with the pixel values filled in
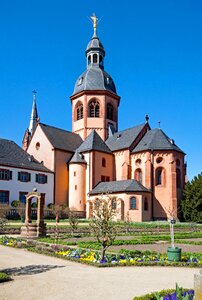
left=24, top=17, right=186, bottom=221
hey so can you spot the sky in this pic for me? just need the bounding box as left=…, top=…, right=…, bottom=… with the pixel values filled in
left=0, top=0, right=201, bottom=180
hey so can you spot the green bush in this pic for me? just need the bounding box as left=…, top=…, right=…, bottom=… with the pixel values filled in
left=0, top=272, right=11, bottom=283
left=11, top=200, right=20, bottom=207
left=31, top=202, right=37, bottom=208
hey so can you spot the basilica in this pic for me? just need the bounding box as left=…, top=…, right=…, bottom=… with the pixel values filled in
left=23, top=19, right=186, bottom=221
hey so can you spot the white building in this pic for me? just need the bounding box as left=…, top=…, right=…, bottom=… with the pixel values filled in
left=0, top=138, right=54, bottom=206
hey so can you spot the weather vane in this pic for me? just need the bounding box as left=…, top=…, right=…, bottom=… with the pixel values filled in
left=89, top=13, right=102, bottom=35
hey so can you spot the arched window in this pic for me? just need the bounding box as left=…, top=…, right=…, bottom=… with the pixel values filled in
left=88, top=55, right=91, bottom=65
left=93, top=54, right=97, bottom=63
left=144, top=197, right=148, bottom=211
left=176, top=168, right=181, bottom=188
left=135, top=169, right=142, bottom=184
left=88, top=99, right=100, bottom=117
left=102, top=158, right=106, bottom=167
left=156, top=167, right=165, bottom=186
left=111, top=198, right=116, bottom=209
left=130, top=197, right=137, bottom=210
left=176, top=159, right=180, bottom=167
left=99, top=55, right=103, bottom=67
left=107, top=103, right=114, bottom=120
left=76, top=103, right=83, bottom=120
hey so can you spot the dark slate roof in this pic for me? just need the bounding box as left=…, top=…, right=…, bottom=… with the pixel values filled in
left=77, top=130, right=112, bottom=154
left=106, top=124, right=145, bottom=152
left=86, top=35, right=105, bottom=53
left=0, top=138, right=52, bottom=172
left=40, top=123, right=83, bottom=152
left=73, top=66, right=117, bottom=95
left=69, top=151, right=87, bottom=164
left=89, top=179, right=150, bottom=195
left=132, top=129, right=184, bottom=153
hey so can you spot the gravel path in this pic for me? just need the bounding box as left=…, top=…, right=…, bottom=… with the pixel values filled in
left=109, top=243, right=202, bottom=253
left=0, top=245, right=199, bottom=300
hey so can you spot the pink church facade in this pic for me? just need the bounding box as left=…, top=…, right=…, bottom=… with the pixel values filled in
left=25, top=23, right=186, bottom=221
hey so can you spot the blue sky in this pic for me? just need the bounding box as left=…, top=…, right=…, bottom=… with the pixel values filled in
left=0, top=0, right=201, bottom=180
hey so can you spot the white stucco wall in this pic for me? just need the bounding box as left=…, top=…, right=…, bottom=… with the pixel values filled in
left=0, top=166, right=54, bottom=206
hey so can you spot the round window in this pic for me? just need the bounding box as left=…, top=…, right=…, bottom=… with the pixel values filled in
left=156, top=157, right=163, bottom=164
left=135, top=159, right=141, bottom=166
left=35, top=142, right=40, bottom=150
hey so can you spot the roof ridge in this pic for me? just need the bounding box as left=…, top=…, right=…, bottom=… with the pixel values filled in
left=39, top=123, right=74, bottom=134
left=77, top=130, right=112, bottom=153
left=115, top=123, right=145, bottom=134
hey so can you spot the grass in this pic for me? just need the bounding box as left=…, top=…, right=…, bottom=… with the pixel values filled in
left=37, top=231, right=202, bottom=251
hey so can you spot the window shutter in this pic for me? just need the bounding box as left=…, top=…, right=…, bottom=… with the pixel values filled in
left=36, top=174, right=39, bottom=183
left=9, top=171, right=12, bottom=180
left=28, top=173, right=31, bottom=182
left=18, top=172, right=21, bottom=181
left=45, top=175, right=47, bottom=183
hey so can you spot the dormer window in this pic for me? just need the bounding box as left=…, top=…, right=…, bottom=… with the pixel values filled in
left=78, top=77, right=83, bottom=85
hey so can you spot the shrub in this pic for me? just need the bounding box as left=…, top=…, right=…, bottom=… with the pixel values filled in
left=0, top=272, right=11, bottom=283
left=31, top=202, right=37, bottom=208
left=11, top=200, right=20, bottom=207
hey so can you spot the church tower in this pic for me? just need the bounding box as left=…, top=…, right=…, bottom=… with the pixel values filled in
left=70, top=15, right=120, bottom=141
left=22, top=90, right=39, bottom=151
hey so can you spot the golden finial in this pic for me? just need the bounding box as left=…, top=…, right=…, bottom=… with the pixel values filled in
left=90, top=13, right=98, bottom=35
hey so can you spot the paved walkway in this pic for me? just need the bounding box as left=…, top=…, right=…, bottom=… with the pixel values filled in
left=0, top=245, right=198, bottom=300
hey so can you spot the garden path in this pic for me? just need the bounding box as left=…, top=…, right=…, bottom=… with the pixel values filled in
left=0, top=245, right=199, bottom=300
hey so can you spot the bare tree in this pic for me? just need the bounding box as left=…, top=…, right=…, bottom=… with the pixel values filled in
left=51, top=204, right=69, bottom=243
left=89, top=195, right=117, bottom=261
left=68, top=207, right=79, bottom=235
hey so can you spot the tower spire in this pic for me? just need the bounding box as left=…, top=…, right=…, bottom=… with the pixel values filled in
left=29, top=90, right=39, bottom=135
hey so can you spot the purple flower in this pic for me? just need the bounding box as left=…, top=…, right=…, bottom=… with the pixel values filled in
left=100, top=258, right=107, bottom=264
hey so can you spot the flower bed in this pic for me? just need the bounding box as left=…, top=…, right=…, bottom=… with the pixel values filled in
left=133, top=284, right=194, bottom=300
left=1, top=236, right=202, bottom=268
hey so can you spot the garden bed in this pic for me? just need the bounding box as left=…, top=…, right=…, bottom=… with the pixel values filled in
left=1, top=236, right=201, bottom=268
left=133, top=284, right=194, bottom=300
